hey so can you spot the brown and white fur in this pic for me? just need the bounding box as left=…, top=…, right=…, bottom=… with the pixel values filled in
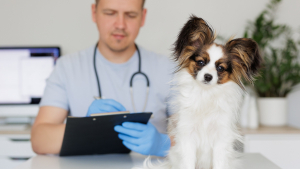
left=135, top=16, right=262, bottom=169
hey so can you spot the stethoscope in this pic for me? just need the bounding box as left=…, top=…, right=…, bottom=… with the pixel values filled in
left=93, top=42, right=150, bottom=112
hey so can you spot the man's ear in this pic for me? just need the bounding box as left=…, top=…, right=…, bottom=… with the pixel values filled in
left=141, top=8, right=147, bottom=27
left=225, top=38, right=262, bottom=86
left=173, top=15, right=215, bottom=64
left=91, top=4, right=97, bottom=23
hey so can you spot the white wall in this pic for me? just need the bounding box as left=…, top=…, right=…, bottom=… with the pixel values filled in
left=1, top=0, right=299, bottom=56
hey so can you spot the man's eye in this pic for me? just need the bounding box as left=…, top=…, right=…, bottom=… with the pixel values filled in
left=217, top=66, right=225, bottom=72
left=127, top=14, right=137, bottom=18
left=105, top=12, right=115, bottom=16
left=197, top=60, right=205, bottom=66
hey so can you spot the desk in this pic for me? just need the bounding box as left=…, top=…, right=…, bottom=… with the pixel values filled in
left=15, top=152, right=280, bottom=169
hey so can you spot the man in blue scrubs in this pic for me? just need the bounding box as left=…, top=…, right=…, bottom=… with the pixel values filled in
left=31, top=0, right=174, bottom=157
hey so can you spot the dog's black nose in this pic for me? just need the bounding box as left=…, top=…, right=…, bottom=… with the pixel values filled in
left=204, top=74, right=213, bottom=82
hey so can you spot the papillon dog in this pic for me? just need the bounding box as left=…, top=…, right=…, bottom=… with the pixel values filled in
left=135, top=16, right=262, bottom=169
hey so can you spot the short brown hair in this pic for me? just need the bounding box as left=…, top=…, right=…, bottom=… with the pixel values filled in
left=95, top=0, right=146, bottom=8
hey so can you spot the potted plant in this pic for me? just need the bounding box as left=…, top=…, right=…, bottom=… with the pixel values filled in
left=244, top=0, right=300, bottom=126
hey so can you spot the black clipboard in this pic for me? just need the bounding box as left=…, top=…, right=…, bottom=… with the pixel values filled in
left=59, top=112, right=152, bottom=156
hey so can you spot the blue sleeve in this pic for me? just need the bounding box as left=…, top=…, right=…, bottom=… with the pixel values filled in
left=39, top=57, right=69, bottom=111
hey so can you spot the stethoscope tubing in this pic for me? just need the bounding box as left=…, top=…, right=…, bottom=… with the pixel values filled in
left=93, top=42, right=102, bottom=99
left=93, top=42, right=150, bottom=112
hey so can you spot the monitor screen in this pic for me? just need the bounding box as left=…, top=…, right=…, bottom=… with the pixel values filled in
left=0, top=47, right=60, bottom=105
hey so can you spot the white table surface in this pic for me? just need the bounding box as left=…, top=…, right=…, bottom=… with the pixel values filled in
left=14, top=152, right=281, bottom=169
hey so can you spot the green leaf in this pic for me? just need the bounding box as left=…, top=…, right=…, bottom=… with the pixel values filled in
left=245, top=0, right=300, bottom=97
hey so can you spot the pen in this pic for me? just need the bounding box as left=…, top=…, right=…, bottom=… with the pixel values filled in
left=94, top=96, right=101, bottom=100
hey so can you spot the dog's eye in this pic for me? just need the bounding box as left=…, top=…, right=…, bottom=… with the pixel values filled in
left=217, top=66, right=225, bottom=72
left=197, top=60, right=205, bottom=66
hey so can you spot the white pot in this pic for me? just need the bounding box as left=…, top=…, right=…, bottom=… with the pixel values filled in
left=257, top=98, right=287, bottom=126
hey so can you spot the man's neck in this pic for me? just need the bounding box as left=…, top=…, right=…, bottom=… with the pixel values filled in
left=98, top=42, right=136, bottom=64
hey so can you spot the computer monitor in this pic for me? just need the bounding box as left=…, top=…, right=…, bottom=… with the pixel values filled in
left=0, top=47, right=60, bottom=117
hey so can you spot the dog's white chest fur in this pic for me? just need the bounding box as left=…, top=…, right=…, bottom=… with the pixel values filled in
left=167, top=69, right=244, bottom=169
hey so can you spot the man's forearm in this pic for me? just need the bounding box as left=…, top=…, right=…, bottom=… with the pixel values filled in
left=31, top=123, right=66, bottom=154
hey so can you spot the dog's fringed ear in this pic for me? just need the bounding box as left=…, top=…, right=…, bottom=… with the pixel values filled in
left=225, top=38, right=262, bottom=88
left=173, top=15, right=215, bottom=70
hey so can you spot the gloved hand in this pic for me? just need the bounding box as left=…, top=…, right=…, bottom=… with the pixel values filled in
left=86, top=99, right=126, bottom=117
left=114, top=122, right=171, bottom=157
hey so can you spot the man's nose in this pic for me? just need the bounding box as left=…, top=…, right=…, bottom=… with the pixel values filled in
left=115, top=15, right=126, bottom=30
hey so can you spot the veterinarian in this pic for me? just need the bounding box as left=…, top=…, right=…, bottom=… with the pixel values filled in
left=31, top=0, right=174, bottom=157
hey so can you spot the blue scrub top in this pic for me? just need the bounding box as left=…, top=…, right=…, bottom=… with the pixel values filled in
left=40, top=45, right=176, bottom=133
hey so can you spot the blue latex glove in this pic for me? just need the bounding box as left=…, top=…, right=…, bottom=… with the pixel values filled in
left=114, top=122, right=171, bottom=157
left=86, top=99, right=126, bottom=117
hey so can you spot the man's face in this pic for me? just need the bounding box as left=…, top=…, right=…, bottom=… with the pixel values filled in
left=92, top=0, right=146, bottom=52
